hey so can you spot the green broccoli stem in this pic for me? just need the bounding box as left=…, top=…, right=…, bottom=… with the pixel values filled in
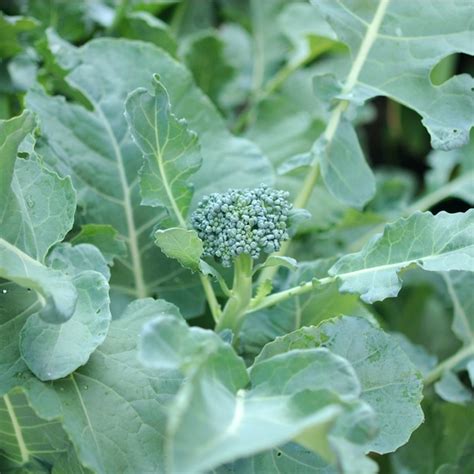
left=215, top=254, right=253, bottom=335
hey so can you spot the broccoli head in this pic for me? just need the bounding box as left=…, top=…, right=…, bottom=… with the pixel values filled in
left=191, top=185, right=292, bottom=267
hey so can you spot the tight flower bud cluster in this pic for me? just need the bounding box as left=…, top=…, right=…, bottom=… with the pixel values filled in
left=191, top=185, right=291, bottom=267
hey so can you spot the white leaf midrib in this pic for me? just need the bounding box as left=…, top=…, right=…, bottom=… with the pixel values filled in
left=93, top=105, right=147, bottom=299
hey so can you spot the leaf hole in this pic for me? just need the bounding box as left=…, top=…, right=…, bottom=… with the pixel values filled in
left=430, top=53, right=473, bottom=86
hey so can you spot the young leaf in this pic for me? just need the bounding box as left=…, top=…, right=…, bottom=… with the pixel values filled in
left=154, top=228, right=203, bottom=271
left=330, top=211, right=474, bottom=303
left=125, top=75, right=202, bottom=226
left=140, top=315, right=376, bottom=473
left=257, top=316, right=424, bottom=454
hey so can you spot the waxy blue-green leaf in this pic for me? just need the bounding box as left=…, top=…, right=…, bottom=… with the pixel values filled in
left=125, top=76, right=201, bottom=225
left=0, top=239, right=77, bottom=324
left=312, top=0, right=474, bottom=151
left=27, top=35, right=272, bottom=317
left=0, top=111, right=78, bottom=323
left=3, top=299, right=182, bottom=474
left=140, top=315, right=376, bottom=473
left=0, top=389, right=80, bottom=471
left=314, top=119, right=375, bottom=209
left=330, top=211, right=474, bottom=303
left=257, top=316, right=424, bottom=454
left=19, top=244, right=111, bottom=381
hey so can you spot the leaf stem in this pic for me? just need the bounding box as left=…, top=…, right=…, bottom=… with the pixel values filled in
left=423, top=343, right=474, bottom=386
left=199, top=274, right=221, bottom=322
left=248, top=276, right=335, bottom=314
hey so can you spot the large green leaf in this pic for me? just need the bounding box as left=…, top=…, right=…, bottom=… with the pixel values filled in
left=27, top=35, right=272, bottom=317
left=125, top=75, right=201, bottom=225
left=313, top=0, right=474, bottom=151
left=0, top=389, right=76, bottom=471
left=140, top=315, right=376, bottom=473
left=256, top=316, right=424, bottom=454
left=330, top=211, right=474, bottom=303
left=4, top=299, right=182, bottom=474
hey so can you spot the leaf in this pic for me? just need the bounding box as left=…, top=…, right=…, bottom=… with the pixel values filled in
left=19, top=244, right=111, bottom=381
left=241, top=259, right=373, bottom=358
left=27, top=35, right=272, bottom=316
left=117, top=12, right=177, bottom=57
left=0, top=389, right=74, bottom=470
left=278, top=2, right=336, bottom=67
left=313, top=0, right=474, bottom=151
left=0, top=112, right=76, bottom=262
left=424, top=133, right=474, bottom=207
left=435, top=371, right=473, bottom=405
left=329, top=211, right=474, bottom=303
left=19, top=0, right=93, bottom=42
left=154, top=228, right=203, bottom=271
left=140, top=315, right=376, bottom=473
left=258, top=255, right=297, bottom=272
left=71, top=224, right=127, bottom=265
left=256, top=316, right=424, bottom=454
left=314, top=119, right=376, bottom=209
left=0, top=13, right=38, bottom=59
left=0, top=111, right=81, bottom=323
left=442, top=272, right=474, bottom=346
left=125, top=75, right=202, bottom=225
left=182, top=31, right=235, bottom=106
left=10, top=299, right=183, bottom=474
left=391, top=401, right=474, bottom=474
left=391, top=332, right=437, bottom=377
left=217, top=443, right=339, bottom=474
left=0, top=238, right=77, bottom=323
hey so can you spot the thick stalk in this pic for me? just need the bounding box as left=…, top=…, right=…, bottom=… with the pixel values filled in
left=215, top=254, right=253, bottom=334
left=423, top=343, right=474, bottom=386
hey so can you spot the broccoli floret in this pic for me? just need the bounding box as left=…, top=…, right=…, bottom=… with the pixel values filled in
left=191, top=185, right=292, bottom=267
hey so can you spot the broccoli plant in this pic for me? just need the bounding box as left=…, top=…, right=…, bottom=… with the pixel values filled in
left=191, top=185, right=293, bottom=334
left=0, top=1, right=473, bottom=474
